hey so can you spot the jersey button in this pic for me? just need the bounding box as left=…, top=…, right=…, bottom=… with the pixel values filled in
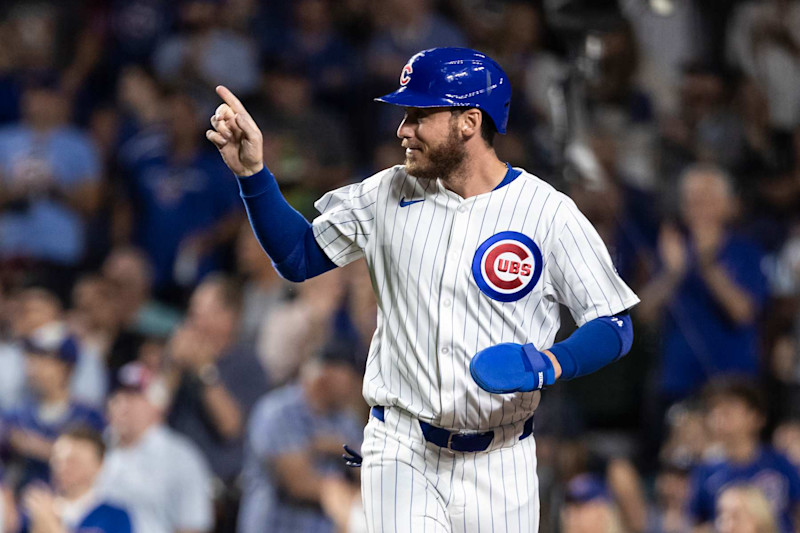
left=441, top=347, right=450, bottom=355
left=443, top=298, right=452, bottom=308
left=457, top=205, right=468, bottom=213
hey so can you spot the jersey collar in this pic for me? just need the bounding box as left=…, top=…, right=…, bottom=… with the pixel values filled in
left=493, top=162, right=522, bottom=191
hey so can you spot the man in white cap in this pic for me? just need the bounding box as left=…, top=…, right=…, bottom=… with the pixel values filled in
left=97, top=362, right=213, bottom=533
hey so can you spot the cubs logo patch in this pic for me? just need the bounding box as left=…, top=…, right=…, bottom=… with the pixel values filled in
left=471, top=231, right=543, bottom=302
left=400, top=64, right=413, bottom=86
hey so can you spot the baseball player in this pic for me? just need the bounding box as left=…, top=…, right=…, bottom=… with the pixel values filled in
left=207, top=47, right=639, bottom=532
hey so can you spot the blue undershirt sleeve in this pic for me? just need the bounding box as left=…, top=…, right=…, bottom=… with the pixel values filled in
left=546, top=312, right=633, bottom=380
left=236, top=167, right=336, bottom=282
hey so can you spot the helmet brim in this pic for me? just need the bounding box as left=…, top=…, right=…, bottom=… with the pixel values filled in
left=374, top=87, right=465, bottom=110
left=375, top=88, right=506, bottom=134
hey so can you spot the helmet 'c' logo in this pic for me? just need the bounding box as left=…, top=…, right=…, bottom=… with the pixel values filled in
left=472, top=231, right=542, bottom=302
left=400, top=64, right=413, bottom=86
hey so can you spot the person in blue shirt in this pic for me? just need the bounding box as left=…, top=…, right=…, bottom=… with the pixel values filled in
left=119, top=90, right=241, bottom=293
left=20, top=426, right=132, bottom=533
left=6, top=332, right=104, bottom=488
left=688, top=377, right=800, bottom=533
left=638, top=164, right=767, bottom=403
left=0, top=82, right=101, bottom=266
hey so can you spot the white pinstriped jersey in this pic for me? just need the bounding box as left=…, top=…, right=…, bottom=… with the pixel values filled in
left=312, top=165, right=639, bottom=431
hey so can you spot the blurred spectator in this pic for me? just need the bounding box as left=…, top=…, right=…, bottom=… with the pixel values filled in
left=715, top=485, right=779, bottom=533
left=658, top=401, right=709, bottom=468
left=6, top=326, right=104, bottom=489
left=258, top=268, right=346, bottom=387
left=19, top=427, right=133, bottom=533
left=98, top=362, right=213, bottom=533
left=10, top=287, right=107, bottom=409
left=165, top=274, right=268, bottom=485
left=515, top=2, right=567, bottom=136
left=660, top=65, right=748, bottom=179
left=0, top=82, right=101, bottom=268
left=727, top=0, right=800, bottom=134
left=152, top=0, right=259, bottom=106
left=253, top=63, right=355, bottom=204
left=560, top=474, right=626, bottom=533
left=238, top=341, right=364, bottom=533
left=101, top=246, right=181, bottom=339
left=366, top=0, right=466, bottom=83
left=765, top=224, right=800, bottom=417
left=234, top=222, right=284, bottom=351
left=67, top=275, right=116, bottom=392
left=115, top=65, right=165, bottom=147
left=106, top=0, right=175, bottom=69
left=646, top=462, right=691, bottom=533
left=559, top=21, right=661, bottom=193
left=277, top=0, right=361, bottom=107
left=0, top=294, right=28, bottom=411
left=772, top=418, right=800, bottom=468
left=118, top=90, right=241, bottom=296
left=688, top=378, right=800, bottom=532
left=0, top=473, right=17, bottom=533
left=620, top=0, right=707, bottom=116
left=638, top=165, right=767, bottom=406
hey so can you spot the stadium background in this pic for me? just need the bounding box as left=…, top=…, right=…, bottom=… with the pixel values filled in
left=0, top=0, right=799, bottom=531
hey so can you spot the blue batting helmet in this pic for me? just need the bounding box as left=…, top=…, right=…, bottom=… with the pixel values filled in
left=375, top=47, right=512, bottom=134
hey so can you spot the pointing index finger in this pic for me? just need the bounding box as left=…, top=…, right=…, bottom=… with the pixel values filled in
left=216, top=85, right=246, bottom=115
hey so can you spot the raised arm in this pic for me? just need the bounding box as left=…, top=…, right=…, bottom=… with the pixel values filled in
left=206, top=86, right=335, bottom=281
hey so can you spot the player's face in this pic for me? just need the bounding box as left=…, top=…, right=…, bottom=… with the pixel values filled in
left=397, top=107, right=466, bottom=180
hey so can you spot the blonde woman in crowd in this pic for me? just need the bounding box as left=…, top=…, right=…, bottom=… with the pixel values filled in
left=714, top=485, right=778, bottom=533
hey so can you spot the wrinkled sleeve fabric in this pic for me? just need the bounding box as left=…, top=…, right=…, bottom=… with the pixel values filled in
left=311, top=169, right=385, bottom=267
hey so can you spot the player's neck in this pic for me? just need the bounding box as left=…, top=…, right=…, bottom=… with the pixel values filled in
left=441, top=151, right=507, bottom=199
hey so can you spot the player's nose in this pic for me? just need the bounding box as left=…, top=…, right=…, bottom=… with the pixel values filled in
left=396, top=117, right=413, bottom=141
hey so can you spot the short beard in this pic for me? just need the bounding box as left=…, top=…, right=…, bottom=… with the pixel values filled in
left=404, top=124, right=466, bottom=181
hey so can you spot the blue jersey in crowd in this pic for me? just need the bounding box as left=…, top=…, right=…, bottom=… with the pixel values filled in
left=0, top=125, right=100, bottom=264
left=21, top=501, right=132, bottom=533
left=688, top=447, right=800, bottom=532
left=660, top=234, right=767, bottom=399
left=6, top=401, right=104, bottom=485
left=238, top=385, right=364, bottom=533
left=122, top=142, right=239, bottom=288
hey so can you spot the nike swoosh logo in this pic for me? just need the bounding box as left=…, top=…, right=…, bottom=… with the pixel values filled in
left=399, top=197, right=424, bottom=208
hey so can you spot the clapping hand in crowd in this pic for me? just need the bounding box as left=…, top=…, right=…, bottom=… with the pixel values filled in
left=23, top=484, right=65, bottom=533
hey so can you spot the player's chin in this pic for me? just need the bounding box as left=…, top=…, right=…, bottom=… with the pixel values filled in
left=404, top=156, right=433, bottom=179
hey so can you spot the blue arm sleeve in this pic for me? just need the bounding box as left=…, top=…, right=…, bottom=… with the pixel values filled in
left=546, top=312, right=633, bottom=380
left=236, top=167, right=337, bottom=282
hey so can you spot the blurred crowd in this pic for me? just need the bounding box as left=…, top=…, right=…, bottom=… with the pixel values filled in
left=0, top=0, right=799, bottom=532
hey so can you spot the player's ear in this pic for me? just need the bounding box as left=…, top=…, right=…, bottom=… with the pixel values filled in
left=459, top=108, right=482, bottom=139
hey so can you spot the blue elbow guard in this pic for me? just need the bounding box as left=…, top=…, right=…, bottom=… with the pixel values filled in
left=547, top=312, right=633, bottom=380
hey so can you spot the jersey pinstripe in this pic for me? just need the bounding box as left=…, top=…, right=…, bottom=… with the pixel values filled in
left=312, top=165, right=640, bottom=431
